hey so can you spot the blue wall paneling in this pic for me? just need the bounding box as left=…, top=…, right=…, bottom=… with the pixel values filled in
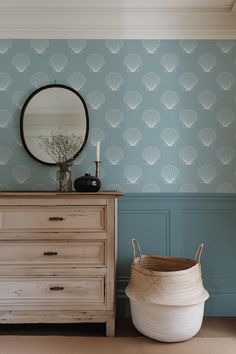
left=117, top=194, right=236, bottom=317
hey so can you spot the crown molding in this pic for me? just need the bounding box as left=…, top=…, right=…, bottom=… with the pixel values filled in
left=0, top=4, right=236, bottom=39
left=1, top=0, right=235, bottom=10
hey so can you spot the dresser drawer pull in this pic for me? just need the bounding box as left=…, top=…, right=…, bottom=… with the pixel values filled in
left=44, top=252, right=58, bottom=256
left=50, top=286, right=64, bottom=291
left=49, top=217, right=64, bottom=221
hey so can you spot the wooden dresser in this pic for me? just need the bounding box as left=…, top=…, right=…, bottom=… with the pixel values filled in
left=0, top=192, right=121, bottom=336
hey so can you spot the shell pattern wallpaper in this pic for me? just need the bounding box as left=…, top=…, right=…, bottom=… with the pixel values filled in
left=0, top=39, right=235, bottom=193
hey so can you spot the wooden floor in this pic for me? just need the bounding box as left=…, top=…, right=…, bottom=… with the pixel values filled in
left=0, top=317, right=235, bottom=338
left=0, top=318, right=235, bottom=354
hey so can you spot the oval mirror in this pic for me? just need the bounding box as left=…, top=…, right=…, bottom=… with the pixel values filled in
left=20, top=84, right=89, bottom=165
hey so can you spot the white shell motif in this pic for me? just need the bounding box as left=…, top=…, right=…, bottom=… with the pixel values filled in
left=105, top=109, right=124, bottom=128
left=161, top=165, right=179, bottom=184
left=161, top=54, right=179, bottom=72
left=216, top=109, right=235, bottom=128
left=104, top=184, right=124, bottom=193
left=86, top=54, right=105, bottom=72
left=161, top=128, right=179, bottom=147
left=12, top=165, right=31, bottom=184
left=216, top=183, right=235, bottom=193
left=30, top=39, right=49, bottom=54
left=198, top=128, right=216, bottom=147
left=124, top=91, right=142, bottom=110
left=142, top=184, right=161, bottom=193
left=123, top=54, right=143, bottom=72
left=105, top=40, right=124, bottom=54
left=216, top=40, right=235, bottom=53
left=179, top=72, right=198, bottom=91
left=142, top=40, right=161, bottom=54
left=0, top=109, right=12, bottom=128
left=123, top=128, right=143, bottom=147
left=0, top=146, right=12, bottom=165
left=12, top=91, right=27, bottom=110
left=198, top=91, right=216, bottom=110
left=0, top=184, right=11, bottom=191
left=0, top=72, right=12, bottom=91
left=0, top=39, right=12, bottom=54
left=142, top=109, right=161, bottom=128
left=105, top=146, right=124, bottom=165
left=67, top=40, right=86, bottom=54
left=197, top=54, right=216, bottom=72
left=68, top=72, right=87, bottom=91
left=179, top=40, right=198, bottom=54
left=216, top=72, right=235, bottom=91
left=161, top=91, right=179, bottom=110
left=86, top=91, right=105, bottom=110
left=30, top=72, right=49, bottom=88
left=88, top=128, right=105, bottom=146
left=142, top=72, right=161, bottom=91
left=123, top=165, right=142, bottom=184
left=179, top=109, right=198, bottom=128
left=198, top=165, right=216, bottom=184
left=179, top=184, right=198, bottom=193
left=179, top=146, right=198, bottom=165
left=142, top=146, right=161, bottom=166
left=105, top=72, right=124, bottom=91
left=216, top=146, right=235, bottom=165
left=49, top=54, right=68, bottom=72
left=12, top=54, right=31, bottom=72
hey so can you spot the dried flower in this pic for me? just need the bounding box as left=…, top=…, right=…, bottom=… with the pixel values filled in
left=38, top=129, right=83, bottom=164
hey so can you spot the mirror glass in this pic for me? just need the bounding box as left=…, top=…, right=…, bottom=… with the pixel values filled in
left=20, top=84, right=89, bottom=165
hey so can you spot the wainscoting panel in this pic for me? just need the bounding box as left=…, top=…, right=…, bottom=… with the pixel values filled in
left=117, top=193, right=236, bottom=317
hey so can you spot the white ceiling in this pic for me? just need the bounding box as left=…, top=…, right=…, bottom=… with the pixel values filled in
left=0, top=0, right=235, bottom=38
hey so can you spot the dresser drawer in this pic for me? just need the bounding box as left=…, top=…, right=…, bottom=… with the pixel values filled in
left=0, top=192, right=120, bottom=336
left=0, top=241, right=105, bottom=266
left=0, top=277, right=105, bottom=306
left=0, top=206, right=106, bottom=232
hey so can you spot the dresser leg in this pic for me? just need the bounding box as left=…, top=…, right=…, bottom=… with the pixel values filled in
left=106, top=318, right=115, bottom=336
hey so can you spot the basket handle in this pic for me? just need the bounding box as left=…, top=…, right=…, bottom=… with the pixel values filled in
left=194, top=243, right=204, bottom=263
left=131, top=238, right=142, bottom=261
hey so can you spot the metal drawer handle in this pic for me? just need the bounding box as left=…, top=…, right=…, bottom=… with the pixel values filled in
left=44, top=252, right=58, bottom=256
left=50, top=286, right=64, bottom=291
left=49, top=217, right=64, bottom=221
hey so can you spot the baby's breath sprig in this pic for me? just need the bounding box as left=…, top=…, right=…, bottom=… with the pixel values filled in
left=38, top=129, right=83, bottom=164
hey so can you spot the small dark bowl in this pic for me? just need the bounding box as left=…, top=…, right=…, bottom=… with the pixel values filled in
left=74, top=173, right=101, bottom=192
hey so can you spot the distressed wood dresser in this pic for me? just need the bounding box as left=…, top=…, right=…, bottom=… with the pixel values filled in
left=0, top=192, right=122, bottom=336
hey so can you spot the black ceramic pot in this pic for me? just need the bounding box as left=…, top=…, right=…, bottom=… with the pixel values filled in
left=74, top=173, right=101, bottom=192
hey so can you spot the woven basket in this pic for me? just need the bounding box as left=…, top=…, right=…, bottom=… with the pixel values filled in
left=125, top=239, right=209, bottom=342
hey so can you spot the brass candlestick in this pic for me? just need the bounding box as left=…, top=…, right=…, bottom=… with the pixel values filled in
left=94, top=160, right=101, bottom=179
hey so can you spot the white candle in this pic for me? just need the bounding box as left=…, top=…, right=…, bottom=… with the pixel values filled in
left=96, top=142, right=100, bottom=161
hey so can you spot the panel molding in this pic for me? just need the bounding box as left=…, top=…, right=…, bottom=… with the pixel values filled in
left=119, top=208, right=171, bottom=256
left=120, top=193, right=236, bottom=201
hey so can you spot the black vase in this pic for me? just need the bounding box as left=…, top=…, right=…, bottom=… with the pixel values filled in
left=74, top=173, right=101, bottom=192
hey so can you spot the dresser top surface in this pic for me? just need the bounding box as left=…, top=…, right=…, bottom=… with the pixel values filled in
left=0, top=191, right=123, bottom=199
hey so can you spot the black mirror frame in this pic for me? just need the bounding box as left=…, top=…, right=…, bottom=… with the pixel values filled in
left=20, top=84, right=89, bottom=166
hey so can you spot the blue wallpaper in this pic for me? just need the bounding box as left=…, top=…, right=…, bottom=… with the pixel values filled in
left=0, top=39, right=235, bottom=192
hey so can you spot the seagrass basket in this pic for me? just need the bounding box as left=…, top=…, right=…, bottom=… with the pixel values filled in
left=125, top=239, right=209, bottom=342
